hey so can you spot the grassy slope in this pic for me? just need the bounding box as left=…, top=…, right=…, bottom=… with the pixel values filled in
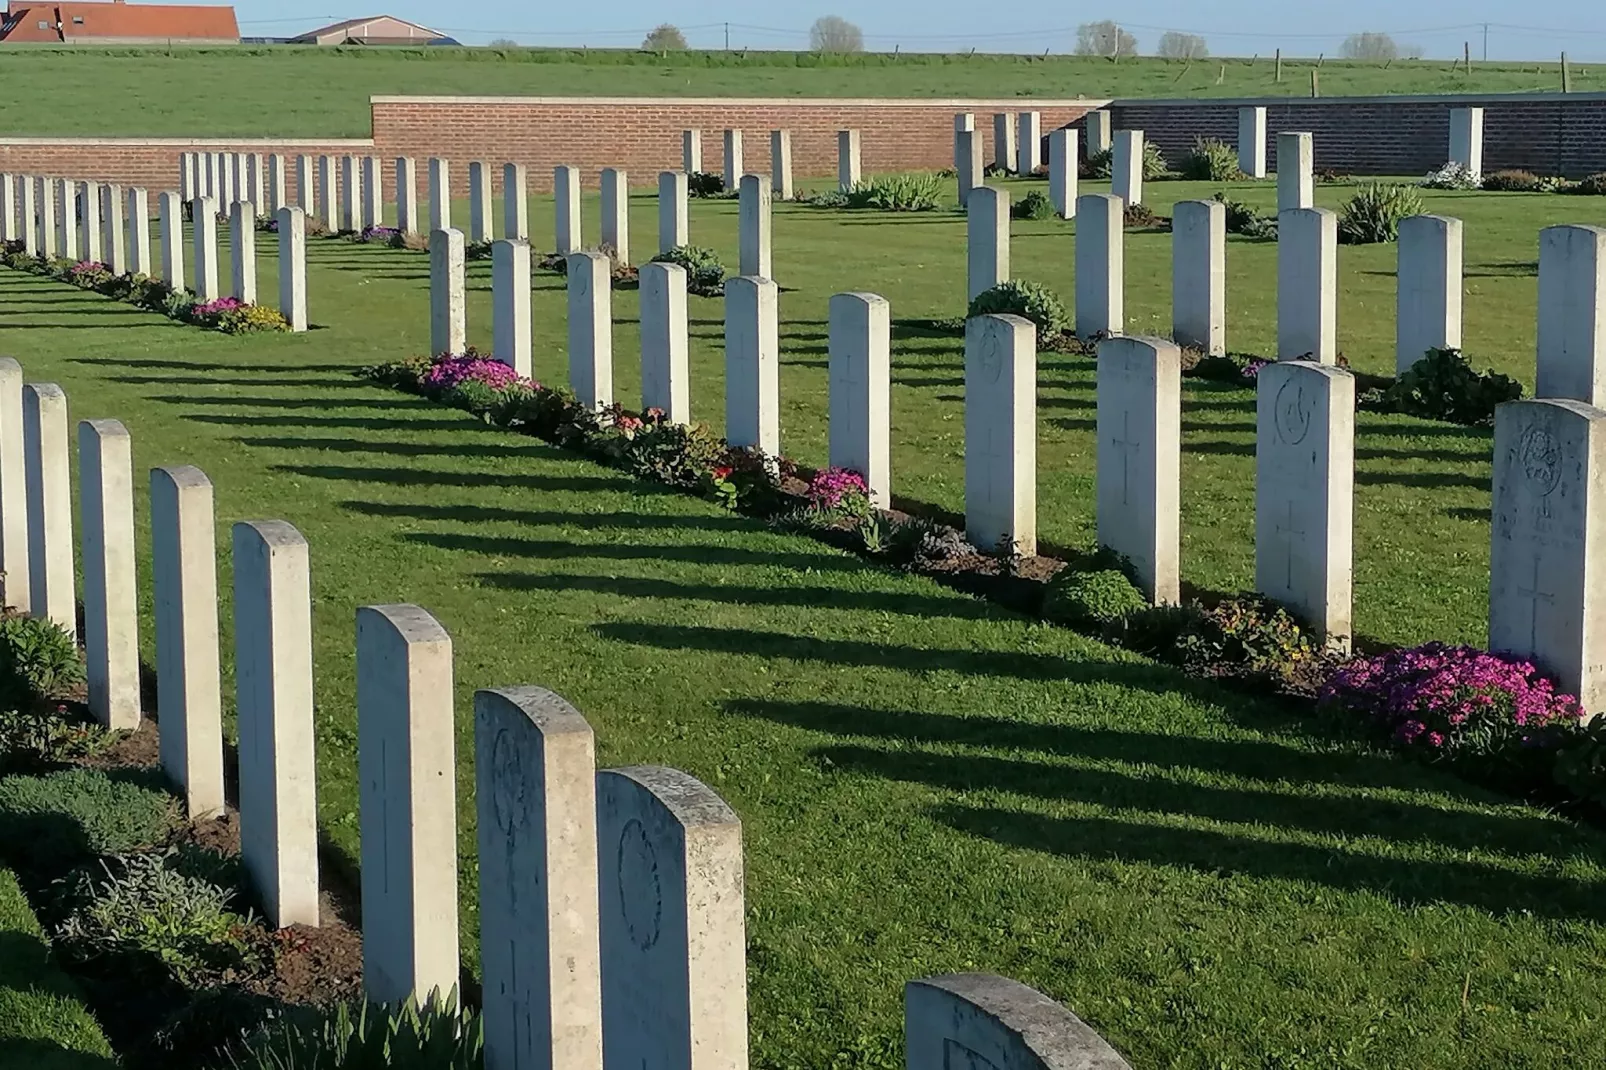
left=0, top=48, right=1599, bottom=137
left=0, top=866, right=115, bottom=1068
left=1, top=184, right=1605, bottom=1067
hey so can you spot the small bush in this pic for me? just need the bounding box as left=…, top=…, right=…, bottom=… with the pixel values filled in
left=804, top=187, right=850, bottom=209
left=0, top=705, right=104, bottom=776
left=805, top=467, right=873, bottom=516
left=237, top=991, right=483, bottom=1070
left=1178, top=138, right=1243, bottom=182
left=1123, top=203, right=1168, bottom=230
left=1418, top=162, right=1480, bottom=190
left=1211, top=193, right=1276, bottom=238
left=687, top=171, right=725, bottom=198
left=0, top=768, right=175, bottom=875
left=609, top=417, right=725, bottom=487
left=1083, top=141, right=1168, bottom=180
left=1480, top=169, right=1545, bottom=192
left=649, top=245, right=725, bottom=296
left=967, top=280, right=1069, bottom=338
left=1173, top=596, right=1317, bottom=683
left=845, top=172, right=944, bottom=212
left=1042, top=567, right=1147, bottom=630
left=0, top=613, right=85, bottom=706
left=1011, top=190, right=1055, bottom=220
left=1381, top=348, right=1522, bottom=426
left=55, top=850, right=262, bottom=987
left=1337, top=183, right=1423, bottom=244
left=1119, top=604, right=1204, bottom=658
left=216, top=303, right=291, bottom=335
left=1564, top=173, right=1606, bottom=196
left=1555, top=719, right=1606, bottom=806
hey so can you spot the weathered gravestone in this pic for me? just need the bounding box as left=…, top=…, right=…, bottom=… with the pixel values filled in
left=230, top=200, right=256, bottom=304
left=79, top=419, right=140, bottom=731
left=1172, top=200, right=1226, bottom=357
left=278, top=206, right=308, bottom=332
left=640, top=261, right=690, bottom=424
left=738, top=174, right=772, bottom=279
left=965, top=314, right=1036, bottom=556
left=1016, top=111, right=1042, bottom=175
left=1277, top=207, right=1338, bottom=364
left=967, top=186, right=1009, bottom=303
left=838, top=129, right=861, bottom=191
left=0, top=360, right=26, bottom=614
left=429, top=157, right=451, bottom=231
left=905, top=973, right=1133, bottom=1070
left=1048, top=128, right=1077, bottom=219
left=568, top=251, right=614, bottom=410
left=554, top=165, right=582, bottom=256
left=771, top=130, right=794, bottom=200
left=492, top=239, right=532, bottom=377
left=725, top=275, right=780, bottom=456
left=601, top=168, right=629, bottom=264
left=1396, top=214, right=1463, bottom=374
left=23, top=383, right=74, bottom=639
left=469, top=160, right=493, bottom=243
left=191, top=196, right=220, bottom=301
left=1277, top=132, right=1314, bottom=213
left=723, top=129, right=743, bottom=191
left=395, top=157, right=418, bottom=234
left=1075, top=194, right=1123, bottom=339
left=828, top=291, right=892, bottom=505
left=658, top=171, right=689, bottom=254
left=430, top=227, right=466, bottom=356
left=503, top=162, right=528, bottom=241
left=1097, top=337, right=1181, bottom=605
left=1536, top=224, right=1606, bottom=406
left=1111, top=130, right=1144, bottom=206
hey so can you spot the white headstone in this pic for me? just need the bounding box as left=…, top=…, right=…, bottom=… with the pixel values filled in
left=101, top=184, right=124, bottom=275
left=35, top=177, right=52, bottom=259
left=1075, top=193, right=1123, bottom=339
left=1277, top=132, right=1314, bottom=213
left=828, top=291, right=892, bottom=506
left=158, top=191, right=183, bottom=287
left=682, top=129, right=703, bottom=174
left=23, top=383, right=74, bottom=638
left=966, top=185, right=1009, bottom=303
left=957, top=128, right=983, bottom=208
left=1097, top=337, right=1181, bottom=605
left=838, top=129, right=861, bottom=191
left=179, top=154, right=195, bottom=202
left=233, top=520, right=319, bottom=929
left=266, top=154, right=286, bottom=214
left=230, top=200, right=256, bottom=304
left=1239, top=106, right=1268, bottom=179
left=126, top=187, right=150, bottom=276
left=1537, top=224, right=1606, bottom=405
left=503, top=162, right=528, bottom=241
left=1255, top=360, right=1354, bottom=650
left=152, top=465, right=224, bottom=820
left=396, top=157, right=419, bottom=234
left=475, top=687, right=604, bottom=1070
left=56, top=179, right=76, bottom=261
left=1277, top=207, right=1338, bottom=364
left=469, top=160, right=493, bottom=243
left=79, top=419, right=139, bottom=731
left=0, top=360, right=26, bottom=614
left=640, top=261, right=690, bottom=424
left=1172, top=200, right=1226, bottom=357
left=278, top=207, right=308, bottom=332
left=1111, top=130, right=1144, bottom=206
left=724, top=275, right=780, bottom=456
left=770, top=130, right=793, bottom=200
left=317, top=154, right=338, bottom=232
left=1085, top=111, right=1112, bottom=156
left=722, top=129, right=743, bottom=191
left=339, top=154, right=362, bottom=233
left=601, top=168, right=629, bottom=265
left=492, top=238, right=532, bottom=378
left=78, top=181, right=100, bottom=263
left=356, top=604, right=460, bottom=1006
left=964, top=314, right=1037, bottom=556
left=1016, top=111, right=1042, bottom=175
left=1396, top=214, right=1464, bottom=374
left=554, top=165, right=581, bottom=256
left=1449, top=107, right=1485, bottom=181
left=1490, top=398, right=1606, bottom=714
left=905, top=974, right=1134, bottom=1070
left=295, top=154, right=314, bottom=213
left=430, top=227, right=467, bottom=356
left=362, top=155, right=383, bottom=229
left=596, top=766, right=746, bottom=1070
left=738, top=174, right=772, bottom=279
left=191, top=196, right=220, bottom=301
left=658, top=171, right=688, bottom=254
left=993, top=113, right=1017, bottom=172
left=567, top=251, right=613, bottom=409
left=19, top=177, right=37, bottom=257
left=1048, top=128, right=1078, bottom=219
left=429, top=157, right=451, bottom=232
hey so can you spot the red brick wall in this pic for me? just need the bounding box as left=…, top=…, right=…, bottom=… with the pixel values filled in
left=367, top=96, right=1101, bottom=195
left=1106, top=92, right=1606, bottom=177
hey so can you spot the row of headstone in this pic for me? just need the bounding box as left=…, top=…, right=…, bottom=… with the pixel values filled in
left=678, top=127, right=864, bottom=195
left=0, top=356, right=1132, bottom=1068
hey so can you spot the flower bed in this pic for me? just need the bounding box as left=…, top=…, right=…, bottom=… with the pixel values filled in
left=360, top=349, right=1605, bottom=815
left=0, top=245, right=289, bottom=334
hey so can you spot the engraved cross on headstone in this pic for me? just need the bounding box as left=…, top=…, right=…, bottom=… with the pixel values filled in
left=1275, top=499, right=1307, bottom=590
left=1517, top=553, right=1556, bottom=652
left=1110, top=410, right=1140, bottom=506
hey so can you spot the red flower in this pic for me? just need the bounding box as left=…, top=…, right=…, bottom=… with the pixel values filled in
left=712, top=466, right=733, bottom=481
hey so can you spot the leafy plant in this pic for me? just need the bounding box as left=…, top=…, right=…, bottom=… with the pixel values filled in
left=0, top=704, right=104, bottom=775
left=1418, top=162, right=1480, bottom=190
left=607, top=416, right=725, bottom=487
left=805, top=467, right=873, bottom=517
left=1173, top=596, right=1317, bottom=683
left=1123, top=202, right=1167, bottom=230
left=967, top=280, right=1069, bottom=338
left=1564, top=172, right=1606, bottom=196
left=1178, top=137, right=1243, bottom=181
left=216, top=303, right=291, bottom=335
left=687, top=171, right=725, bottom=198
left=0, top=767, right=175, bottom=875
left=1211, top=193, right=1276, bottom=238
left=1480, top=169, right=1545, bottom=192
left=0, top=612, right=86, bottom=706
left=803, top=187, right=850, bottom=209
left=1554, top=718, right=1606, bottom=806
left=236, top=990, right=483, bottom=1070
left=845, top=172, right=944, bottom=212
left=1337, top=183, right=1423, bottom=244
left=54, top=850, right=262, bottom=987
left=649, top=245, right=725, bottom=296
left=1011, top=190, right=1055, bottom=220
left=1083, top=141, right=1168, bottom=180
left=1380, top=347, right=1522, bottom=426
left=1042, top=567, right=1147, bottom=630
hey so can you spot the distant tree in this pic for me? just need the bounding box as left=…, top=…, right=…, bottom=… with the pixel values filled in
left=642, top=23, right=688, bottom=50
left=1341, top=32, right=1399, bottom=60
left=810, top=15, right=864, bottom=52
left=487, top=38, right=519, bottom=48
left=1074, top=20, right=1138, bottom=59
left=1155, top=31, right=1208, bottom=60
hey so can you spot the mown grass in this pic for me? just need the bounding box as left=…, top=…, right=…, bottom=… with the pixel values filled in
left=2, top=180, right=1605, bottom=1067
left=0, top=866, right=115, bottom=1069
left=0, top=47, right=1599, bottom=137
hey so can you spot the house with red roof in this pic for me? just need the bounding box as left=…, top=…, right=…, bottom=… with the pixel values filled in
left=0, top=0, right=239, bottom=44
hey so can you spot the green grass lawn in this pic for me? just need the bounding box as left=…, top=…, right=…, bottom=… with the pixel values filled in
left=0, top=47, right=1598, bottom=137
left=3, top=181, right=1606, bottom=1067
left=0, top=866, right=115, bottom=1069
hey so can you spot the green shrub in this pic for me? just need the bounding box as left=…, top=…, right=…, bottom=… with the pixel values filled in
left=0, top=768, right=175, bottom=875
left=0, top=705, right=104, bottom=776
left=1011, top=190, right=1055, bottom=220
left=1337, top=183, right=1423, bottom=244
left=649, top=244, right=725, bottom=296
left=1178, top=137, right=1243, bottom=181
left=687, top=171, right=725, bottom=197
left=1565, top=172, right=1606, bottom=196
left=1084, top=141, right=1168, bottom=180
left=608, top=419, right=724, bottom=487
left=804, top=187, right=850, bottom=208
left=1381, top=348, right=1523, bottom=426
left=967, top=280, right=1069, bottom=338
left=1554, top=719, right=1606, bottom=806
left=845, top=172, right=944, bottom=211
left=1042, top=567, right=1147, bottom=630
left=1119, top=604, right=1205, bottom=658
left=0, top=613, right=85, bottom=706
left=237, top=990, right=483, bottom=1070
left=55, top=850, right=262, bottom=987
left=1211, top=193, right=1276, bottom=238
left=1480, top=169, right=1544, bottom=192
left=1174, top=596, right=1317, bottom=683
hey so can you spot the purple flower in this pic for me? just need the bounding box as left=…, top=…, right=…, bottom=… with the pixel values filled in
left=192, top=296, right=246, bottom=318
left=806, top=467, right=870, bottom=509
left=1242, top=358, right=1271, bottom=379
left=422, top=354, right=530, bottom=393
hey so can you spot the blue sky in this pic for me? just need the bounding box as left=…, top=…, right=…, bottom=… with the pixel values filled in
left=236, top=2, right=1606, bottom=61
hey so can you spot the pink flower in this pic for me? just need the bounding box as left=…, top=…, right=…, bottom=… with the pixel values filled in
left=806, top=467, right=870, bottom=509
left=422, top=354, right=531, bottom=393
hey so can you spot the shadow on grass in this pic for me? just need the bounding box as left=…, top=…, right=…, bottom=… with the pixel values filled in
left=0, top=1036, right=117, bottom=1070
left=272, top=462, right=661, bottom=494
left=237, top=434, right=553, bottom=459
left=343, top=499, right=753, bottom=531
left=187, top=412, right=478, bottom=432
left=410, top=532, right=863, bottom=571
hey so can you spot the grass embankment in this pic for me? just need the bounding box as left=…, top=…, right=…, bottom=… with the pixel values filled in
left=0, top=47, right=1597, bottom=137
left=0, top=866, right=115, bottom=1069
left=0, top=181, right=1604, bottom=1067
